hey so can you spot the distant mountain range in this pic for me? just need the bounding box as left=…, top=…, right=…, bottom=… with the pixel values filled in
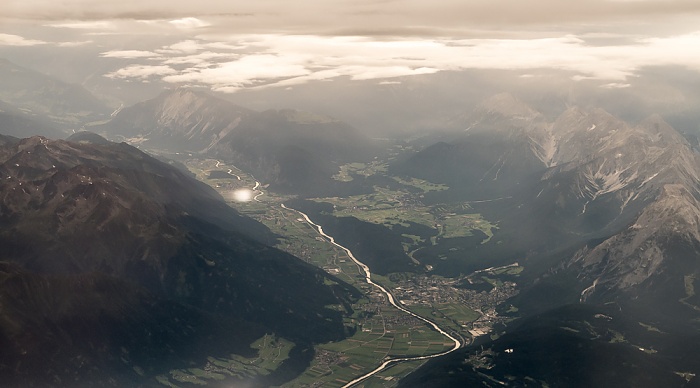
left=0, top=61, right=377, bottom=195
left=96, top=88, right=377, bottom=193
left=0, top=134, right=358, bottom=386
left=396, top=93, right=700, bottom=296
left=0, top=58, right=109, bottom=131
left=0, top=99, right=64, bottom=139
left=4, top=57, right=700, bottom=386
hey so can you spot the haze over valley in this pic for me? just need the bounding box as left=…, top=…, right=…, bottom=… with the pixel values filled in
left=3, top=1, right=700, bottom=387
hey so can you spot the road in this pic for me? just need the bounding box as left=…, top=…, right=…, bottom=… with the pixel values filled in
left=281, top=204, right=462, bottom=387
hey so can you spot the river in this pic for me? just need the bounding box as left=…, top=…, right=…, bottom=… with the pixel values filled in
left=280, top=203, right=462, bottom=387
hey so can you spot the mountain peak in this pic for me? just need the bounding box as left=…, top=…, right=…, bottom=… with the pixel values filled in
left=170, top=86, right=210, bottom=98
left=157, top=87, right=219, bottom=108
left=103, top=88, right=251, bottom=150
left=67, top=131, right=112, bottom=145
left=474, top=92, right=541, bottom=119
left=274, top=108, right=338, bottom=124
left=147, top=88, right=251, bottom=119
left=557, top=106, right=618, bottom=124
left=636, top=114, right=687, bottom=146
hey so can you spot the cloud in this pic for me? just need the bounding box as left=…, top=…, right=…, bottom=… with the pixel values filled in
left=57, top=40, right=93, bottom=47
left=46, top=21, right=116, bottom=30
left=0, top=33, right=46, bottom=46
left=99, top=30, right=700, bottom=92
left=162, top=54, right=311, bottom=91
left=168, top=17, right=210, bottom=29
left=6, top=1, right=700, bottom=93
left=601, top=82, right=632, bottom=88
left=4, top=1, right=700, bottom=37
left=101, top=50, right=161, bottom=59
left=201, top=41, right=246, bottom=51
left=157, top=40, right=205, bottom=54
left=106, top=65, right=177, bottom=79
left=162, top=51, right=236, bottom=66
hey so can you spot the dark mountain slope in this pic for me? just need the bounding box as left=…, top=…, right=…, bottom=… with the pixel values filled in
left=0, top=261, right=264, bottom=387
left=397, top=100, right=700, bottom=386
left=398, top=98, right=700, bottom=274
left=400, top=304, right=694, bottom=388
left=0, top=135, right=359, bottom=385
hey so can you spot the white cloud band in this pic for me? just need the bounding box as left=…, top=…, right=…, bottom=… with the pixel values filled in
left=102, top=31, right=700, bottom=91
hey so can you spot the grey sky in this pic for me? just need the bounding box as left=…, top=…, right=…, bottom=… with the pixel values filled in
left=4, top=0, right=700, bottom=35
left=2, top=0, right=700, bottom=93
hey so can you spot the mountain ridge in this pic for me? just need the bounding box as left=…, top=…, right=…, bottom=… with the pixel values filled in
left=102, top=87, right=251, bottom=151
left=0, top=58, right=109, bottom=129
left=397, top=95, right=700, bottom=386
left=0, top=134, right=360, bottom=385
left=392, top=94, right=700, bottom=307
left=98, top=88, right=377, bottom=193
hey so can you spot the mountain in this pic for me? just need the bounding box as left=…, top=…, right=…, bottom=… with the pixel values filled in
left=494, top=110, right=700, bottom=302
left=392, top=95, right=700, bottom=386
left=207, top=107, right=375, bottom=192
left=66, top=129, right=115, bottom=145
left=0, top=59, right=109, bottom=129
left=0, top=134, right=359, bottom=386
left=0, top=100, right=66, bottom=139
left=392, top=93, right=552, bottom=197
left=516, top=111, right=699, bottom=249
left=394, top=96, right=700, bottom=254
left=99, top=88, right=252, bottom=151
left=0, top=261, right=265, bottom=387
left=400, top=304, right=695, bottom=388
left=97, top=88, right=376, bottom=193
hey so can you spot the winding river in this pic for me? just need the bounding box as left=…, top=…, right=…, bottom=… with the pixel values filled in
left=280, top=204, right=462, bottom=387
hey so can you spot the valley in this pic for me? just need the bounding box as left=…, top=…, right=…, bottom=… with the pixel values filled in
left=4, top=4, right=700, bottom=387
left=2, top=85, right=700, bottom=386
left=181, top=157, right=521, bottom=387
left=154, top=92, right=700, bottom=387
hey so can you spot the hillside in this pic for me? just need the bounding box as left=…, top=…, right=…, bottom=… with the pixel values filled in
left=0, top=134, right=359, bottom=386
left=394, top=96, right=700, bottom=386
left=0, top=58, right=109, bottom=129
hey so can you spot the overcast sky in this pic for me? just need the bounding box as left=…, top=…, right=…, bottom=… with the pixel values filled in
left=2, top=0, right=700, bottom=93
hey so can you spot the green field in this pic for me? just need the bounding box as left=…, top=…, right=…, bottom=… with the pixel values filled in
left=332, top=162, right=389, bottom=182
left=361, top=360, right=428, bottom=387
left=391, top=176, right=449, bottom=192
left=156, top=334, right=295, bottom=387
left=289, top=302, right=451, bottom=387
left=314, top=188, right=497, bottom=248
left=184, top=158, right=497, bottom=387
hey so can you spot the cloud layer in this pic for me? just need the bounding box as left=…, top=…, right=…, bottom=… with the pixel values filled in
left=4, top=0, right=700, bottom=36
left=2, top=1, right=700, bottom=93
left=97, top=31, right=700, bottom=92
left=0, top=33, right=45, bottom=46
